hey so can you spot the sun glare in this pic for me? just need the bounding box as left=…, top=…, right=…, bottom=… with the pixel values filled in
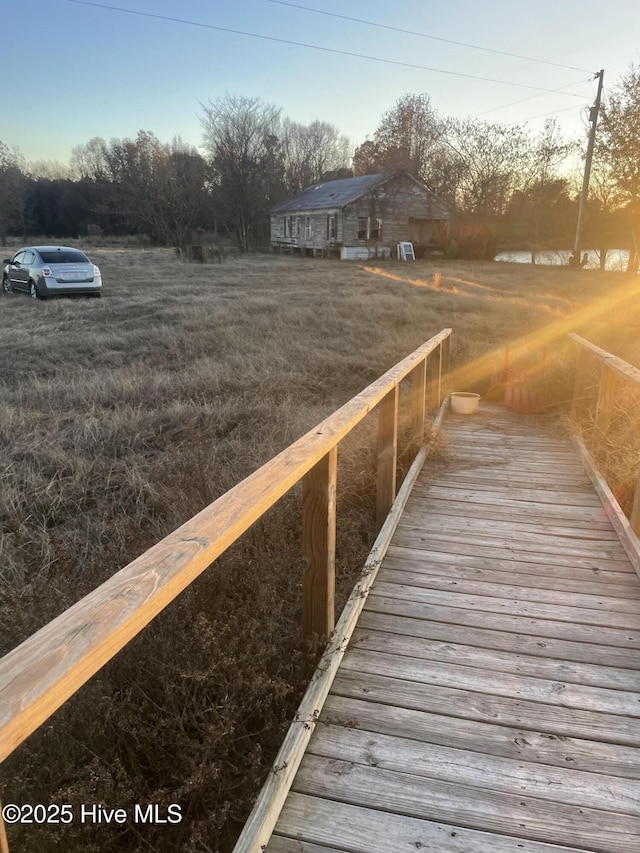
left=359, top=264, right=640, bottom=391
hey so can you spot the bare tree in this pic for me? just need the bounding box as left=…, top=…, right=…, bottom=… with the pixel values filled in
left=280, top=118, right=351, bottom=194
left=199, top=95, right=282, bottom=251
left=26, top=160, right=76, bottom=181
left=101, top=131, right=208, bottom=247
left=70, top=137, right=110, bottom=181
left=446, top=118, right=532, bottom=217
left=353, top=92, right=450, bottom=186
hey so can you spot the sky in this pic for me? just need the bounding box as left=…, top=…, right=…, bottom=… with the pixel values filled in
left=4, top=0, right=639, bottom=167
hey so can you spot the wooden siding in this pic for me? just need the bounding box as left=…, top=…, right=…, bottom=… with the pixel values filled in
left=270, top=209, right=342, bottom=253
left=263, top=403, right=640, bottom=853
left=342, top=171, right=449, bottom=249
left=271, top=173, right=449, bottom=254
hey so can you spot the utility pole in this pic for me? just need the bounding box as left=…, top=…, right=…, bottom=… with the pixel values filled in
left=572, top=69, right=604, bottom=267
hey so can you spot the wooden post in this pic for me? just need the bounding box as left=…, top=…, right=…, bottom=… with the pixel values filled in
left=376, top=386, right=398, bottom=531
left=440, top=335, right=451, bottom=378
left=0, top=802, right=8, bottom=853
left=630, top=472, right=640, bottom=539
left=571, top=347, right=590, bottom=421
left=302, top=448, right=337, bottom=639
left=427, top=350, right=442, bottom=410
left=595, top=364, right=616, bottom=435
left=410, top=358, right=427, bottom=451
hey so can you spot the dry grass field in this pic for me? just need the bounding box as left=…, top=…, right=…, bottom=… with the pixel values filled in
left=1, top=248, right=639, bottom=852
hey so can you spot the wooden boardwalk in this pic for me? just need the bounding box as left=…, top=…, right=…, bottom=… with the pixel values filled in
left=265, top=404, right=640, bottom=853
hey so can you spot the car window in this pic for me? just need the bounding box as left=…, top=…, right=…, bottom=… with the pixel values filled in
left=23, top=251, right=35, bottom=264
left=13, top=251, right=26, bottom=264
left=39, top=249, right=89, bottom=264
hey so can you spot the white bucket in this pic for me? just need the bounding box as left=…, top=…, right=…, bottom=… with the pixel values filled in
left=450, top=392, right=480, bottom=415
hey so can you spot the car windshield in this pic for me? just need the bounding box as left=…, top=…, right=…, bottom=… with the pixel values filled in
left=39, top=250, right=89, bottom=264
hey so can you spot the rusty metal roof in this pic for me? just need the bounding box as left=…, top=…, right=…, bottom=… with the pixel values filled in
left=272, top=173, right=394, bottom=212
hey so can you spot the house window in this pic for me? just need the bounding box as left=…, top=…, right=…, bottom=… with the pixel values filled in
left=327, top=214, right=337, bottom=240
left=295, top=217, right=301, bottom=237
left=370, top=218, right=382, bottom=240
left=305, top=216, right=314, bottom=240
left=357, top=216, right=369, bottom=239
left=284, top=216, right=292, bottom=238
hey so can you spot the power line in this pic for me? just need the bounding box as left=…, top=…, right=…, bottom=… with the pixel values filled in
left=266, top=0, right=597, bottom=75
left=520, top=102, right=591, bottom=124
left=65, top=0, right=591, bottom=98
left=472, top=78, right=598, bottom=119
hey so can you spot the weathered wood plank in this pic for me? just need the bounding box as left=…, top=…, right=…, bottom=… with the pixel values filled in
left=340, top=647, right=640, bottom=716
left=416, top=489, right=603, bottom=521
left=381, top=550, right=640, bottom=595
left=332, top=669, right=640, bottom=745
left=350, top=628, right=640, bottom=690
left=372, top=581, right=640, bottom=630
left=427, top=468, right=596, bottom=488
left=268, top=836, right=349, bottom=853
left=322, top=695, right=640, bottom=779
left=293, top=755, right=640, bottom=851
left=387, top=541, right=634, bottom=574
left=400, top=511, right=621, bottom=541
left=387, top=538, right=633, bottom=571
left=376, top=568, right=640, bottom=613
left=270, top=793, right=581, bottom=853
left=393, top=528, right=630, bottom=562
left=357, top=610, right=640, bottom=669
left=412, top=483, right=602, bottom=506
left=308, top=722, right=640, bottom=815
left=409, top=499, right=614, bottom=528
left=366, top=593, right=640, bottom=648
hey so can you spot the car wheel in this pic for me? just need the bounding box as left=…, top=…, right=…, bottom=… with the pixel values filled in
left=2, top=276, right=12, bottom=293
left=29, top=281, right=40, bottom=300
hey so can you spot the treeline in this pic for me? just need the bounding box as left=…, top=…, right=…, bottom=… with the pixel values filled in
left=1, top=65, right=638, bottom=266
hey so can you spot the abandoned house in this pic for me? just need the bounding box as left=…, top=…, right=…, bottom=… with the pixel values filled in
left=270, top=171, right=450, bottom=259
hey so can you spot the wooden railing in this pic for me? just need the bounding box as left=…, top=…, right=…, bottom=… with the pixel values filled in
left=0, top=329, right=451, bottom=819
left=569, top=332, right=640, bottom=540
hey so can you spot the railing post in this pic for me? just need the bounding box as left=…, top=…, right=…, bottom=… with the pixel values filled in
left=427, top=349, right=443, bottom=410
left=595, top=363, right=617, bottom=435
left=410, top=358, right=427, bottom=451
left=441, top=334, right=451, bottom=377
left=571, top=347, right=590, bottom=421
left=302, top=447, right=337, bottom=639
left=0, top=802, right=8, bottom=853
left=630, top=472, right=640, bottom=539
left=376, top=386, right=398, bottom=531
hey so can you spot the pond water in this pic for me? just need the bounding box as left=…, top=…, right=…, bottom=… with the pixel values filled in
left=494, top=249, right=631, bottom=271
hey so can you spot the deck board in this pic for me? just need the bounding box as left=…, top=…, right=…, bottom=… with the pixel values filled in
left=266, top=404, right=640, bottom=852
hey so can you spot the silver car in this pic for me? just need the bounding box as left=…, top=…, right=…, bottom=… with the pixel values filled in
left=2, top=246, right=102, bottom=299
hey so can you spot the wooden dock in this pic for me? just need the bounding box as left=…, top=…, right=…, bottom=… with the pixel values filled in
left=264, top=403, right=640, bottom=853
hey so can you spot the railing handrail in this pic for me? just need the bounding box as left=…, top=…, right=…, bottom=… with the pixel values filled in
left=568, top=331, right=640, bottom=543
left=568, top=333, right=640, bottom=386
left=0, top=328, right=451, bottom=767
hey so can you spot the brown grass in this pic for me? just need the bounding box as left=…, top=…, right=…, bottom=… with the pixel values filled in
left=1, top=249, right=638, bottom=851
